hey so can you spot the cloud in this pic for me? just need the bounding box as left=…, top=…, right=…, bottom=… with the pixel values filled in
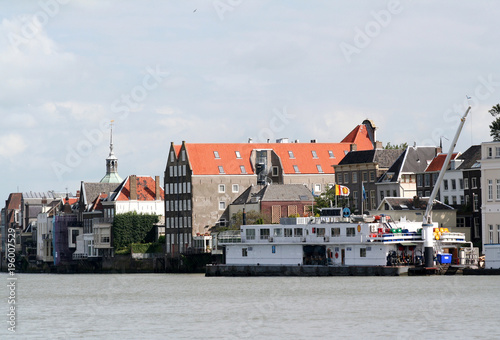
left=0, top=133, right=28, bottom=158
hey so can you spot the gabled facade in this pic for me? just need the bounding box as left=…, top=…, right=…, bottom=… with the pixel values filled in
left=480, top=141, right=500, bottom=249
left=1, top=193, right=22, bottom=255
left=377, top=146, right=441, bottom=202
left=334, top=147, right=404, bottom=214
left=164, top=121, right=376, bottom=256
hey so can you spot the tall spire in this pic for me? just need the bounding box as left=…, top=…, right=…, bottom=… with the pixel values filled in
left=100, top=120, right=123, bottom=183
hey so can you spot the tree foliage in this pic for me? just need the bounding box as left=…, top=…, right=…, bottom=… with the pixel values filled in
left=489, top=104, right=500, bottom=141
left=112, top=212, right=159, bottom=249
left=230, top=210, right=266, bottom=229
left=384, top=142, right=408, bottom=149
left=311, top=187, right=348, bottom=216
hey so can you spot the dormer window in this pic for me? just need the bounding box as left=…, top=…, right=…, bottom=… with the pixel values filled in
left=235, top=151, right=241, bottom=159
left=329, top=151, right=335, bottom=158
left=218, top=166, right=225, bottom=174
left=311, top=150, right=318, bottom=158
left=240, top=165, right=247, bottom=174
left=214, top=151, right=220, bottom=159
left=293, top=165, right=300, bottom=173
left=288, top=151, right=295, bottom=159
left=316, top=165, right=323, bottom=173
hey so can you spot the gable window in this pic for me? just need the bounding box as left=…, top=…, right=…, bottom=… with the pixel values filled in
left=214, top=151, right=220, bottom=159
left=328, top=150, right=335, bottom=158
left=240, top=165, right=247, bottom=174
left=218, top=166, right=225, bottom=174
left=235, top=151, right=241, bottom=159
left=316, top=164, right=324, bottom=173
left=218, top=184, right=225, bottom=193
left=170, top=151, right=175, bottom=162
left=272, top=166, right=279, bottom=176
left=311, top=150, right=318, bottom=158
left=288, top=151, right=295, bottom=159
left=293, top=165, right=300, bottom=173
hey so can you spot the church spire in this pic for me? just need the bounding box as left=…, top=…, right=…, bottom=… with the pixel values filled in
left=100, top=120, right=123, bottom=183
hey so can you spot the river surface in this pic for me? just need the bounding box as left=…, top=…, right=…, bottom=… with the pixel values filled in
left=1, top=273, right=498, bottom=339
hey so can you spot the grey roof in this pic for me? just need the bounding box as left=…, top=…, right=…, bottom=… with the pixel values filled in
left=230, top=185, right=263, bottom=205
left=338, top=149, right=404, bottom=168
left=456, top=145, right=481, bottom=170
left=261, top=184, right=314, bottom=202
left=380, top=197, right=453, bottom=211
left=81, top=182, right=121, bottom=206
left=379, top=146, right=438, bottom=183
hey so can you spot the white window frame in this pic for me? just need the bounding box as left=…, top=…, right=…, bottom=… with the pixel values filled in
left=232, top=184, right=239, bottom=193
left=219, top=201, right=226, bottom=210
left=218, top=184, right=225, bottom=193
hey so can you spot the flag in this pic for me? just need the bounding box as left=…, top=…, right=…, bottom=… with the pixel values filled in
left=362, top=182, right=366, bottom=201
left=335, top=184, right=350, bottom=196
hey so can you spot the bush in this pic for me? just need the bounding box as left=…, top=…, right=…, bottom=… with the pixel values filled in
left=113, top=212, right=159, bottom=249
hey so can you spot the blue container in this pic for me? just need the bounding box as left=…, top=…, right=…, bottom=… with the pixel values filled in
left=437, top=253, right=452, bottom=264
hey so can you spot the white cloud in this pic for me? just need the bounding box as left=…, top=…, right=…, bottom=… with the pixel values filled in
left=0, top=133, right=27, bottom=158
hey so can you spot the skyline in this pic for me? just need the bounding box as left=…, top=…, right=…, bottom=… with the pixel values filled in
left=1, top=1, right=498, bottom=201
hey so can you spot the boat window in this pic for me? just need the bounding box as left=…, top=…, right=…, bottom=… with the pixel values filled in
left=284, top=228, right=293, bottom=237
left=346, top=227, right=356, bottom=237
left=242, top=248, right=248, bottom=257
left=293, top=228, right=302, bottom=237
left=273, top=228, right=283, bottom=237
left=331, top=227, right=340, bottom=237
left=316, top=228, right=325, bottom=237
left=246, top=229, right=255, bottom=240
left=260, top=229, right=270, bottom=240
left=360, top=248, right=367, bottom=257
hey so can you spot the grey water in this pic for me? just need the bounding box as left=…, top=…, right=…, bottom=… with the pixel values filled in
left=2, top=273, right=498, bottom=339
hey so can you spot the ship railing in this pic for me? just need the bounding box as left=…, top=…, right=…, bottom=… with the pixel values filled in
left=369, top=233, right=422, bottom=242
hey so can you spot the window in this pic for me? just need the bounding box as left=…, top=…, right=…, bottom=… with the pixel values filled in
left=497, top=180, right=500, bottom=200
left=219, top=201, right=226, bottom=210
left=464, top=178, right=469, bottom=189
left=459, top=178, right=464, bottom=190
left=328, top=150, right=335, bottom=158
left=360, top=248, right=366, bottom=258
left=488, top=147, right=493, bottom=158
left=332, top=227, right=340, bottom=237
left=273, top=228, right=283, bottom=237
left=242, top=248, right=248, bottom=257
left=496, top=147, right=500, bottom=158
left=489, top=225, right=494, bottom=243
left=284, top=228, right=293, bottom=237
left=181, top=150, right=186, bottom=162
left=425, top=174, right=430, bottom=187
left=452, top=196, right=457, bottom=205
left=451, top=179, right=456, bottom=190
left=344, top=173, right=349, bottom=184
left=316, top=165, right=324, bottom=173
left=170, top=151, right=175, bottom=162
left=316, top=228, right=325, bottom=237
left=370, top=191, right=376, bottom=210
left=288, top=151, right=295, bottom=159
left=465, top=195, right=470, bottom=206
left=362, top=172, right=368, bottom=182
left=272, top=166, right=279, bottom=176
left=346, top=227, right=356, bottom=237
left=392, top=190, right=397, bottom=197
left=457, top=217, right=465, bottom=228
left=218, top=184, right=225, bottom=193
left=293, top=165, right=300, bottom=173
left=497, top=225, right=500, bottom=243
left=472, top=177, right=477, bottom=188
left=240, top=165, right=247, bottom=174
left=337, top=173, right=343, bottom=184
left=260, top=228, right=270, bottom=240
left=444, top=196, right=449, bottom=204
left=352, top=172, right=358, bottom=183
left=460, top=195, right=464, bottom=205
left=311, top=150, right=318, bottom=158
left=218, top=166, right=225, bottom=174
left=473, top=194, right=479, bottom=212
left=232, top=184, right=239, bottom=193
left=444, top=179, right=448, bottom=191
left=370, top=171, right=375, bottom=182
left=380, top=191, right=384, bottom=200
left=214, top=151, right=220, bottom=159
left=235, top=151, right=241, bottom=158
left=315, top=184, right=321, bottom=192
left=474, top=218, right=480, bottom=238
left=294, top=228, right=303, bottom=237
left=245, top=229, right=255, bottom=240
left=101, top=236, right=110, bottom=243
left=488, top=180, right=493, bottom=201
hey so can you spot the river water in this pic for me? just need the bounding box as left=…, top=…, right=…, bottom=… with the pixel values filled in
left=2, top=273, right=498, bottom=339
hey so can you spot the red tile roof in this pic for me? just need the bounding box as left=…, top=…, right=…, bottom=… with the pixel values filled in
left=425, top=153, right=460, bottom=172
left=114, top=176, right=165, bottom=201
left=176, top=124, right=374, bottom=176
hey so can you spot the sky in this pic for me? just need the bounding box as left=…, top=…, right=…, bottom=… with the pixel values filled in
left=1, top=0, right=498, bottom=203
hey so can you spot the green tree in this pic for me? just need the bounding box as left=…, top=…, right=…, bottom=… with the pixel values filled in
left=384, top=142, right=408, bottom=149
left=310, top=186, right=349, bottom=216
left=489, top=104, right=500, bottom=141
left=229, top=210, right=266, bottom=229
left=112, top=212, right=159, bottom=249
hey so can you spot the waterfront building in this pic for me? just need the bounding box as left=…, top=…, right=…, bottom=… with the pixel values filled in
left=164, top=120, right=377, bottom=256
left=480, top=141, right=500, bottom=249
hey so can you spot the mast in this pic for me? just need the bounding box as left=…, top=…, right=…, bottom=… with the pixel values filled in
left=422, top=106, right=470, bottom=267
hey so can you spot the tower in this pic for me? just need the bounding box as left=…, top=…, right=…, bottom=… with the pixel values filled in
left=100, top=120, right=123, bottom=183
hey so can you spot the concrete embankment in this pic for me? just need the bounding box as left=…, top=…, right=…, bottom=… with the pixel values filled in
left=205, top=264, right=409, bottom=277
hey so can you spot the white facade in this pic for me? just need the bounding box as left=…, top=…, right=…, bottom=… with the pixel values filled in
left=484, top=244, right=500, bottom=269
left=441, top=159, right=465, bottom=206
left=36, top=213, right=53, bottom=262
left=113, top=200, right=164, bottom=215
left=480, top=142, right=500, bottom=249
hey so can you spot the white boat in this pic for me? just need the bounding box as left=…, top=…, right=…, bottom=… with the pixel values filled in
left=218, top=208, right=472, bottom=268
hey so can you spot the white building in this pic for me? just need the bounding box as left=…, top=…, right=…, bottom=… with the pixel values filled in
left=480, top=141, right=500, bottom=249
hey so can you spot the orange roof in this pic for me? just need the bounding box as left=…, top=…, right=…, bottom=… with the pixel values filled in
left=341, top=124, right=374, bottom=150
left=425, top=153, right=460, bottom=172
left=114, top=176, right=165, bottom=201
left=176, top=124, right=374, bottom=176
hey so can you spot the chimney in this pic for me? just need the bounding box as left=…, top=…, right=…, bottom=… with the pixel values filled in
left=155, top=176, right=160, bottom=200
left=76, top=190, right=80, bottom=198
left=350, top=143, right=357, bottom=152
left=130, top=175, right=137, bottom=200
left=375, top=141, right=383, bottom=149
